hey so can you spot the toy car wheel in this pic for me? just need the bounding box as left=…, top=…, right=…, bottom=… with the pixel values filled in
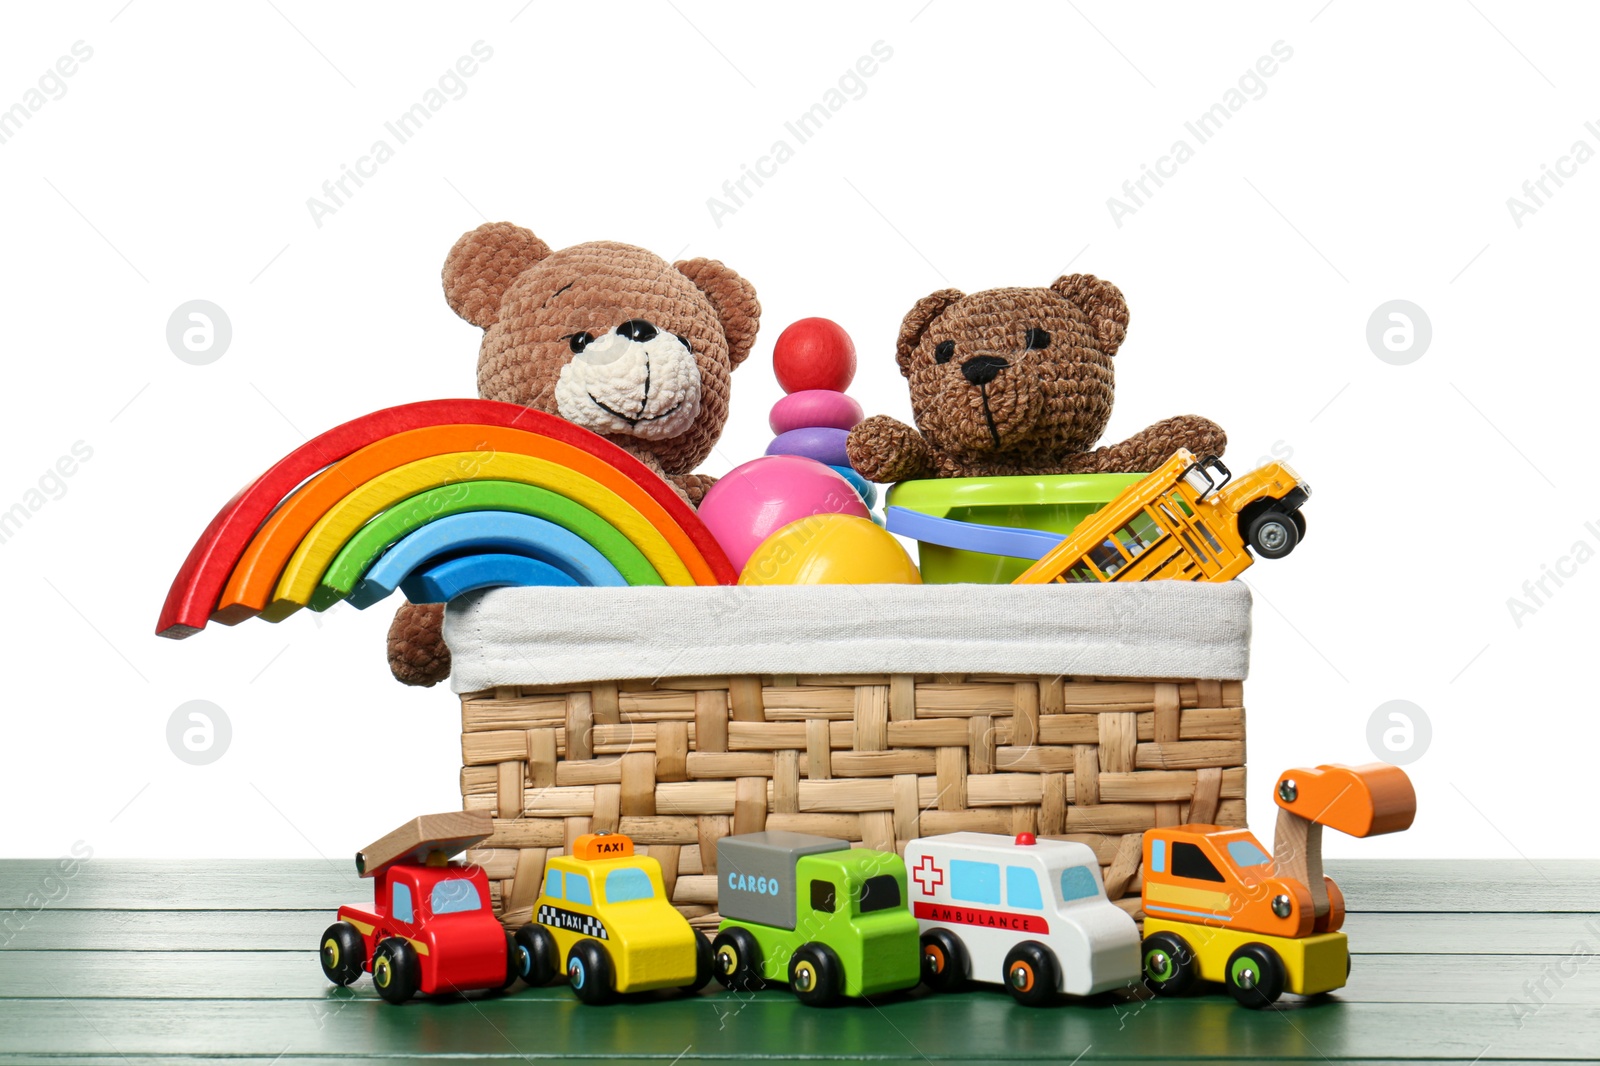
left=513, top=924, right=558, bottom=986
left=682, top=932, right=714, bottom=993
left=1246, top=509, right=1299, bottom=559
left=318, top=921, right=365, bottom=986
left=372, top=937, right=420, bottom=1005
left=789, top=943, right=843, bottom=1007
left=919, top=929, right=967, bottom=993
left=710, top=928, right=764, bottom=992
left=500, top=932, right=520, bottom=991
left=1141, top=932, right=1199, bottom=997
left=1002, top=941, right=1058, bottom=1007
left=1289, top=510, right=1306, bottom=541
left=1225, top=942, right=1287, bottom=1008
left=566, top=939, right=616, bottom=1005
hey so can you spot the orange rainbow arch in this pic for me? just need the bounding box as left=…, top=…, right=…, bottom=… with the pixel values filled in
left=157, top=400, right=736, bottom=639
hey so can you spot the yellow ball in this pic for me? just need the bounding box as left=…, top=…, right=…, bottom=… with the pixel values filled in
left=739, top=514, right=922, bottom=585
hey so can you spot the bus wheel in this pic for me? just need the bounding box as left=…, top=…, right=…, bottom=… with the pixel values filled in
left=1247, top=510, right=1299, bottom=559
left=789, top=943, right=843, bottom=1007
left=1225, top=943, right=1286, bottom=1008
left=513, top=923, right=557, bottom=986
left=1141, top=932, right=1199, bottom=997
left=566, top=939, right=616, bottom=1005
left=919, top=929, right=967, bottom=993
left=1002, top=941, right=1058, bottom=1007
left=319, top=922, right=365, bottom=986
left=710, top=928, right=764, bottom=992
left=372, top=937, right=419, bottom=1004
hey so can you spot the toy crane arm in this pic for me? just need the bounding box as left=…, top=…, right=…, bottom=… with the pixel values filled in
left=1272, top=764, right=1417, bottom=931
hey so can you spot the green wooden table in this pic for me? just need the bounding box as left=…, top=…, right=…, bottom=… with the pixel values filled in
left=1, top=859, right=1595, bottom=1063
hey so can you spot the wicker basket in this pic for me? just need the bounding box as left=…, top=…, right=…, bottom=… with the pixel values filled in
left=460, top=672, right=1246, bottom=930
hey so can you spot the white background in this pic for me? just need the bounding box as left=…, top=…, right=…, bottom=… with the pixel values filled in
left=2, top=1, right=1594, bottom=864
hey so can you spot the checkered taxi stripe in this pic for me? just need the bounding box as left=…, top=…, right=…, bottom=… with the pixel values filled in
left=538, top=904, right=609, bottom=940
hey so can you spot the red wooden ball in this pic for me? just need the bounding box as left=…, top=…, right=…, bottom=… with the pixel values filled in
left=773, top=318, right=856, bottom=394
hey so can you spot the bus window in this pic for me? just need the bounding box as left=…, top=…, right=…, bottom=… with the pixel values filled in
left=1168, top=493, right=1194, bottom=518
left=950, top=860, right=1001, bottom=905
left=1195, top=520, right=1223, bottom=554
left=1065, top=561, right=1100, bottom=583
left=1178, top=530, right=1209, bottom=564
left=1089, top=539, right=1126, bottom=576
left=1115, top=511, right=1162, bottom=558
left=1006, top=866, right=1043, bottom=910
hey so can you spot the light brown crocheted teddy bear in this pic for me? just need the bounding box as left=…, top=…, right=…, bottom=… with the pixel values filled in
left=846, top=274, right=1226, bottom=481
left=388, top=221, right=760, bottom=686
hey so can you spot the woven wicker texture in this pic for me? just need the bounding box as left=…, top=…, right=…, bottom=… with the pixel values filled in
left=460, top=673, right=1246, bottom=930
left=845, top=274, right=1227, bottom=481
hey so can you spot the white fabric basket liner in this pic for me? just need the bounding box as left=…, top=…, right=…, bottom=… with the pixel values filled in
left=445, top=582, right=1251, bottom=692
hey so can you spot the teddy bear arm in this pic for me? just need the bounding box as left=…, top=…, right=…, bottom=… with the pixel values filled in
left=388, top=601, right=451, bottom=687
left=846, top=416, right=937, bottom=484
left=669, top=472, right=716, bottom=506
left=1064, top=414, right=1229, bottom=475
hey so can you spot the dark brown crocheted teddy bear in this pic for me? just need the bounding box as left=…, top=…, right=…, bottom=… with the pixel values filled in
left=388, top=221, right=761, bottom=686
left=846, top=274, right=1225, bottom=481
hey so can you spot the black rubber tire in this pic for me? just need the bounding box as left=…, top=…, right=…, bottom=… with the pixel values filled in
left=318, top=921, right=365, bottom=987
left=1289, top=510, right=1306, bottom=541
left=710, top=927, right=764, bottom=992
left=566, top=939, right=616, bottom=1005
left=1141, top=931, right=1200, bottom=997
left=789, top=942, right=843, bottom=1007
left=682, top=932, right=714, bottom=993
left=1225, top=942, right=1287, bottom=1008
left=1002, top=941, right=1058, bottom=1007
left=919, top=929, right=967, bottom=993
left=372, top=937, right=420, bottom=1004
left=513, top=924, right=558, bottom=986
left=1246, top=509, right=1299, bottom=560
left=500, top=932, right=519, bottom=991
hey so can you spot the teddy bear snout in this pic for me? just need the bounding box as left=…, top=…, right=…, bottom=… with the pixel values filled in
left=961, top=354, right=1009, bottom=387
left=553, top=322, right=703, bottom=442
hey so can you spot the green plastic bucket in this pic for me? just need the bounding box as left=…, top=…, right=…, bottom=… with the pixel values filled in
left=887, top=472, right=1146, bottom=584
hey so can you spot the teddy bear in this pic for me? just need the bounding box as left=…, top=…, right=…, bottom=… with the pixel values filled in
left=845, top=274, right=1226, bottom=482
left=387, top=221, right=761, bottom=687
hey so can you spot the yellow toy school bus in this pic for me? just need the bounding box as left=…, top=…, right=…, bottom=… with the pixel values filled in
left=1014, top=449, right=1309, bottom=585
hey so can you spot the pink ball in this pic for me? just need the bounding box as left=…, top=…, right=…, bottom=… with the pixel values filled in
left=769, top=389, right=864, bottom=435
left=698, top=455, right=871, bottom=572
left=773, top=318, right=857, bottom=393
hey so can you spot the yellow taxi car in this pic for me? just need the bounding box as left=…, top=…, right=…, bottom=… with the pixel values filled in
left=512, top=832, right=712, bottom=1004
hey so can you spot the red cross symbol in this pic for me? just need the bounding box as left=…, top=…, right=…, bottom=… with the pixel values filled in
left=911, top=854, right=944, bottom=895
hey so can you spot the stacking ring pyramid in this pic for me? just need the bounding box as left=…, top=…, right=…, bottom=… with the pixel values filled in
left=157, top=400, right=736, bottom=639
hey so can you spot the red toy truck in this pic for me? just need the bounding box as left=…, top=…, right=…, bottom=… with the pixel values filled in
left=318, top=811, right=517, bottom=1004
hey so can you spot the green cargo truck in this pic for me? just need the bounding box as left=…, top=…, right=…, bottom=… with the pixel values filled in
left=710, top=831, right=921, bottom=1006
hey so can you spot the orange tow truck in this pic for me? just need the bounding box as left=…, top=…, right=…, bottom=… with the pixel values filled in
left=1139, top=763, right=1416, bottom=1007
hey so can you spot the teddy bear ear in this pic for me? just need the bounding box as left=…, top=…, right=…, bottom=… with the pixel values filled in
left=895, top=289, right=963, bottom=376
left=675, top=258, right=762, bottom=367
left=1050, top=274, right=1130, bottom=357
left=442, top=222, right=553, bottom=329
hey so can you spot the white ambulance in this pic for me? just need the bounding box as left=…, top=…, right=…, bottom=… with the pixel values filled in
left=903, top=832, right=1140, bottom=1004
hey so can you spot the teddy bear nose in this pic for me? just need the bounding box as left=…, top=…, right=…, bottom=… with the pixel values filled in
left=961, top=354, right=1008, bottom=387
left=616, top=319, right=658, bottom=343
